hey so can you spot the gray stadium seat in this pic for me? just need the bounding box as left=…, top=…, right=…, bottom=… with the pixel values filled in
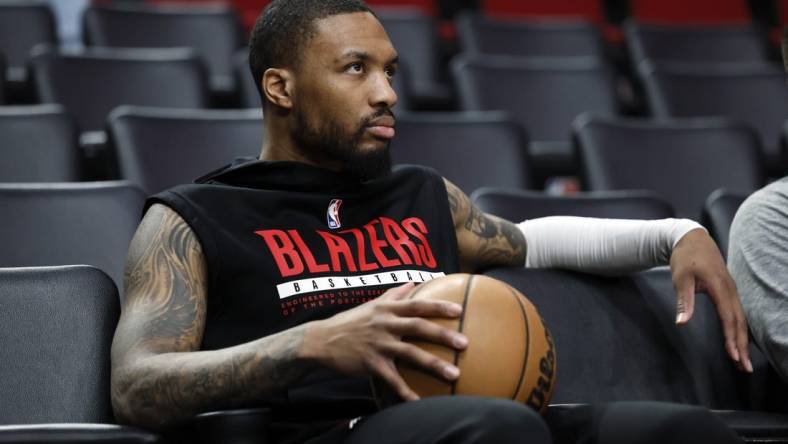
left=233, top=49, right=261, bottom=110
left=392, top=111, right=530, bottom=193
left=376, top=8, right=452, bottom=109
left=0, top=265, right=159, bottom=442
left=702, top=188, right=749, bottom=257
left=0, top=105, right=81, bottom=182
left=108, top=106, right=263, bottom=194
left=0, top=1, right=56, bottom=90
left=0, top=182, right=145, bottom=292
left=486, top=267, right=788, bottom=441
left=453, top=55, right=618, bottom=185
left=625, top=21, right=770, bottom=66
left=83, top=4, right=245, bottom=102
left=574, top=114, right=763, bottom=220
left=30, top=46, right=210, bottom=133
left=0, top=51, right=5, bottom=104
left=457, top=12, right=605, bottom=58
left=471, top=188, right=674, bottom=222
left=639, top=61, right=788, bottom=176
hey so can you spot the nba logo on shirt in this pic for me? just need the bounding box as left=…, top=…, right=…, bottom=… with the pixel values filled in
left=327, top=199, right=343, bottom=229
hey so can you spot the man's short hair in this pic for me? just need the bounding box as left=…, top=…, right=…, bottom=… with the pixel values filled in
left=248, top=0, right=374, bottom=106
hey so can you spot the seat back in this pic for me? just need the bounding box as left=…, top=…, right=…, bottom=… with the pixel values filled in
left=0, top=182, right=145, bottom=292
left=574, top=114, right=763, bottom=219
left=83, top=4, right=245, bottom=93
left=0, top=1, right=56, bottom=81
left=629, top=0, right=751, bottom=24
left=0, top=51, right=5, bottom=104
left=486, top=267, right=752, bottom=409
left=471, top=188, right=674, bottom=221
left=392, top=112, right=530, bottom=193
left=0, top=266, right=118, bottom=424
left=702, top=189, right=749, bottom=257
left=625, top=22, right=769, bottom=65
left=234, top=49, right=261, bottom=109
left=639, top=61, right=788, bottom=169
left=0, top=105, right=81, bottom=182
left=481, top=0, right=606, bottom=23
left=376, top=9, right=442, bottom=93
left=457, top=13, right=604, bottom=58
left=108, top=106, right=263, bottom=194
left=453, top=55, right=617, bottom=142
left=30, top=47, right=210, bottom=132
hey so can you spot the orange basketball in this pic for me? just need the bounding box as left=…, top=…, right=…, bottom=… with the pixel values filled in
left=376, top=273, right=557, bottom=413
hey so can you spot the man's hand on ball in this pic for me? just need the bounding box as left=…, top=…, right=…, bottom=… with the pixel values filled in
left=670, top=228, right=752, bottom=373
left=302, top=282, right=468, bottom=401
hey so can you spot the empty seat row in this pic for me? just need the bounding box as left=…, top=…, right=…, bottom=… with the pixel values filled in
left=0, top=103, right=765, bottom=225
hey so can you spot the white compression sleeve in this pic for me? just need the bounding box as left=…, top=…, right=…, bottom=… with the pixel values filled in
left=517, top=217, right=706, bottom=275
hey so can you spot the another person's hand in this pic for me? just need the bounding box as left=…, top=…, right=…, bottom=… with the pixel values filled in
left=302, top=282, right=468, bottom=401
left=670, top=228, right=752, bottom=373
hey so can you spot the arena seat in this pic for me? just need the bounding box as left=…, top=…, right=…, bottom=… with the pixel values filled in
left=0, top=51, right=5, bottom=104
left=629, top=0, right=751, bottom=24
left=376, top=8, right=452, bottom=109
left=452, top=55, right=618, bottom=186
left=471, top=188, right=674, bottom=221
left=639, top=61, right=788, bottom=177
left=456, top=12, right=605, bottom=58
left=0, top=1, right=56, bottom=96
left=107, top=106, right=263, bottom=194
left=574, top=114, right=764, bottom=220
left=625, top=22, right=770, bottom=65
left=233, top=49, right=260, bottom=109
left=83, top=4, right=245, bottom=104
left=30, top=46, right=210, bottom=133
left=0, top=105, right=81, bottom=182
left=391, top=111, right=530, bottom=193
left=485, top=266, right=788, bottom=441
left=0, top=265, right=160, bottom=443
left=702, top=189, right=749, bottom=257
left=0, top=182, right=145, bottom=293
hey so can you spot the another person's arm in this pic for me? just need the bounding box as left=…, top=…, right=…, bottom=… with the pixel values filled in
left=112, top=204, right=466, bottom=429
left=444, top=179, right=751, bottom=372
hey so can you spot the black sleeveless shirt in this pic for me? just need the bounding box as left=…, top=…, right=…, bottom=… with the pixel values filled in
left=147, top=159, right=460, bottom=409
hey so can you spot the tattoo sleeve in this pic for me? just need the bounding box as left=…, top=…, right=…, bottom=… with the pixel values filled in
left=443, top=179, right=527, bottom=272
left=111, top=204, right=316, bottom=429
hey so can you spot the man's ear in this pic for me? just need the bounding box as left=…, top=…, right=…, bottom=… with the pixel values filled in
left=262, top=68, right=294, bottom=109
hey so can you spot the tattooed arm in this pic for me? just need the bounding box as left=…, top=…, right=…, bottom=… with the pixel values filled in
left=444, top=179, right=526, bottom=272
left=112, top=204, right=467, bottom=429
left=111, top=204, right=318, bottom=429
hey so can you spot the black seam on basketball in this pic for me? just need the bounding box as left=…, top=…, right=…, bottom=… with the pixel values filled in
left=452, top=274, right=472, bottom=396
left=508, top=285, right=530, bottom=401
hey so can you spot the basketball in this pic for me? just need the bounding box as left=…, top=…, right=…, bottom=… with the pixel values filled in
left=375, top=273, right=557, bottom=413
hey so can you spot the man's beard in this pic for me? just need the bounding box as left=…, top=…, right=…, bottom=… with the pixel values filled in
left=291, top=108, right=393, bottom=181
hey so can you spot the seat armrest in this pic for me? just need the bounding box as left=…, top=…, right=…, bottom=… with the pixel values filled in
left=165, top=408, right=272, bottom=444
left=0, top=423, right=159, bottom=443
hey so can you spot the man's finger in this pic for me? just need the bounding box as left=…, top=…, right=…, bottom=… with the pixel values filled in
left=673, top=274, right=696, bottom=325
left=380, top=282, right=415, bottom=301
left=389, top=298, right=463, bottom=318
left=379, top=340, right=461, bottom=382
left=368, top=355, right=419, bottom=401
left=706, top=278, right=749, bottom=369
left=385, top=316, right=468, bottom=350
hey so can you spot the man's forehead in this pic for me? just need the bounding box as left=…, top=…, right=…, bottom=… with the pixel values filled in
left=309, top=12, right=397, bottom=61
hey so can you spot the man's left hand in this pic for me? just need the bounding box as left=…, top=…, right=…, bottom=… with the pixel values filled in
left=670, top=228, right=752, bottom=373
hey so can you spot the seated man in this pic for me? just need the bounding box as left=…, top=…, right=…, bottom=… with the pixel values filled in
left=727, top=27, right=788, bottom=383
left=110, top=1, right=749, bottom=443
left=729, top=178, right=788, bottom=380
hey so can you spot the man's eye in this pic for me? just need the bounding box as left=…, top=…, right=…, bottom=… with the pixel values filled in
left=347, top=63, right=363, bottom=73
left=385, top=66, right=397, bottom=78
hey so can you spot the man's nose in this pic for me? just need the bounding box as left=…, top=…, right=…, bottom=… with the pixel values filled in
left=369, top=72, right=398, bottom=109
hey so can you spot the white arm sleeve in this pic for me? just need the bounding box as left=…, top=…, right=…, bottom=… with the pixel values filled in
left=518, top=217, right=706, bottom=275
